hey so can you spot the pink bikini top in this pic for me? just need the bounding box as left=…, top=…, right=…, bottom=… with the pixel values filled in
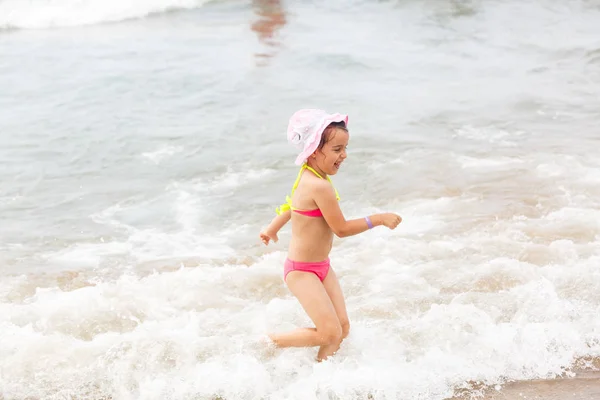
left=275, top=164, right=340, bottom=218
left=293, top=208, right=324, bottom=217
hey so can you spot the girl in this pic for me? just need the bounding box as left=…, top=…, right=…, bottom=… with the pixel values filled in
left=260, top=109, right=402, bottom=361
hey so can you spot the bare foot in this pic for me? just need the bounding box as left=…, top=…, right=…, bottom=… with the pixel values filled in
left=267, top=333, right=279, bottom=347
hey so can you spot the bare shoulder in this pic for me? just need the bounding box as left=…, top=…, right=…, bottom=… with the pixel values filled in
left=305, top=174, right=336, bottom=197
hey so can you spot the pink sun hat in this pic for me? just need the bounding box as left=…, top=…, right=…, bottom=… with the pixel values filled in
left=286, top=109, right=349, bottom=165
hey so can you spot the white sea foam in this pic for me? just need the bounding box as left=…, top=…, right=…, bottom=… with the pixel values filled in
left=141, top=145, right=183, bottom=165
left=457, top=155, right=526, bottom=170
left=5, top=150, right=600, bottom=399
left=2, top=235, right=600, bottom=399
left=0, top=0, right=211, bottom=29
left=452, top=125, right=526, bottom=147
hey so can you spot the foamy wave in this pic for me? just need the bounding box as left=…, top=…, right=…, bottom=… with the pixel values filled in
left=3, top=190, right=600, bottom=399
left=167, top=166, right=277, bottom=194
left=82, top=191, right=234, bottom=267
left=452, top=125, right=526, bottom=147
left=209, top=168, right=277, bottom=191
left=457, top=155, right=525, bottom=170
left=2, top=233, right=600, bottom=400
left=0, top=0, right=211, bottom=30
left=141, top=145, right=183, bottom=165
left=41, top=241, right=132, bottom=268
left=536, top=155, right=600, bottom=184
left=40, top=229, right=234, bottom=270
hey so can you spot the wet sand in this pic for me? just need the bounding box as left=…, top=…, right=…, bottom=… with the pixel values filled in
left=450, top=371, right=600, bottom=400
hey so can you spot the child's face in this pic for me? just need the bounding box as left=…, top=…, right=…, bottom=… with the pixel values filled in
left=314, top=128, right=349, bottom=175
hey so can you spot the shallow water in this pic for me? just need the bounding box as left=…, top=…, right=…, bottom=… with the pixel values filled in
left=1, top=0, right=600, bottom=399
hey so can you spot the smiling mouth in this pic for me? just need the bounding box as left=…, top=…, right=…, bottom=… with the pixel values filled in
left=334, top=161, right=342, bottom=169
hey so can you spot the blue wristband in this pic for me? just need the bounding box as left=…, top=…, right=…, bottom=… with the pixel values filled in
left=365, top=216, right=374, bottom=229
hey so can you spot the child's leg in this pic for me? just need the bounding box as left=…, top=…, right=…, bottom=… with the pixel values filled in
left=269, top=271, right=342, bottom=350
left=317, top=268, right=350, bottom=361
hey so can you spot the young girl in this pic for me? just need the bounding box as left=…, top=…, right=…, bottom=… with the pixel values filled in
left=260, top=109, right=402, bottom=361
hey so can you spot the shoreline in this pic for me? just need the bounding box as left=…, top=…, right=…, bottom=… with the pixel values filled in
left=449, top=370, right=600, bottom=400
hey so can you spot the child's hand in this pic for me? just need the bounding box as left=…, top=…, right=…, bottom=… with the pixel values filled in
left=259, top=229, right=279, bottom=245
left=380, top=213, right=402, bottom=229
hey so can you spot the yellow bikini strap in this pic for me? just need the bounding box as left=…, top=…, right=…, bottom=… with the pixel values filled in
left=275, top=164, right=340, bottom=215
left=304, top=165, right=340, bottom=201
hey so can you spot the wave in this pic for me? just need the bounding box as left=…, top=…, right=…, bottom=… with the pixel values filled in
left=0, top=0, right=212, bottom=30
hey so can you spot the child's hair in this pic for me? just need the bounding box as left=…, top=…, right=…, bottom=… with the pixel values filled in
left=317, top=121, right=348, bottom=150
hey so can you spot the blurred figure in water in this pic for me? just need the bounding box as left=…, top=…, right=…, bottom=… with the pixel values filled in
left=251, top=0, right=286, bottom=66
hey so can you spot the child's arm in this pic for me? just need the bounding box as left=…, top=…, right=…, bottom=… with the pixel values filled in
left=260, top=210, right=291, bottom=245
left=313, top=181, right=401, bottom=238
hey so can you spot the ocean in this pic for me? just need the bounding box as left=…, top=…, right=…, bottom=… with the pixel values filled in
left=1, top=0, right=600, bottom=399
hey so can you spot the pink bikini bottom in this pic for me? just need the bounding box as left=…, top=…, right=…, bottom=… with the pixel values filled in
left=284, top=258, right=330, bottom=282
